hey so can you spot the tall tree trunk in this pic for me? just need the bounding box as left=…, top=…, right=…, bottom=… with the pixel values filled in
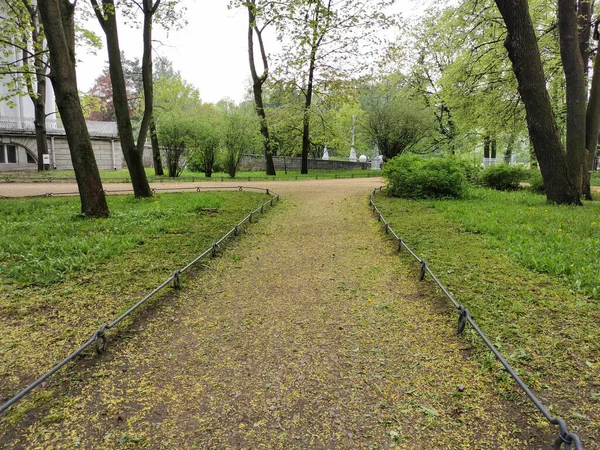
left=491, top=138, right=497, bottom=159
left=494, top=0, right=581, bottom=204
left=558, top=0, right=588, bottom=194
left=33, top=91, right=48, bottom=171
left=247, top=1, right=275, bottom=176
left=529, top=137, right=538, bottom=168
left=38, top=0, right=109, bottom=218
left=22, top=4, right=50, bottom=172
left=91, top=0, right=152, bottom=198
left=150, top=117, right=164, bottom=175
left=505, top=134, right=515, bottom=164
left=302, top=46, right=318, bottom=175
left=483, top=135, right=490, bottom=159
left=136, top=0, right=156, bottom=155
left=300, top=0, right=331, bottom=175
left=584, top=18, right=600, bottom=200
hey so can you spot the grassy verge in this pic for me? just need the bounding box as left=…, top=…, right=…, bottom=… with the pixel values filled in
left=0, top=168, right=381, bottom=183
left=374, top=188, right=600, bottom=444
left=432, top=188, right=600, bottom=299
left=0, top=190, right=273, bottom=418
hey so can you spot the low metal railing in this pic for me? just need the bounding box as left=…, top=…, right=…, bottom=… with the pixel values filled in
left=369, top=186, right=584, bottom=450
left=0, top=186, right=279, bottom=415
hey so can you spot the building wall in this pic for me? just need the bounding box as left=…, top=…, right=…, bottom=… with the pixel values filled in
left=0, top=136, right=37, bottom=171
left=0, top=133, right=125, bottom=172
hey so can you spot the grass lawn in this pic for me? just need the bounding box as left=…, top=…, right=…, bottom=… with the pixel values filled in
left=0, top=168, right=381, bottom=183
left=0, top=190, right=273, bottom=420
left=373, top=187, right=600, bottom=444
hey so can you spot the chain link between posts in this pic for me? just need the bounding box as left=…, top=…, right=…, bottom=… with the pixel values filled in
left=369, top=186, right=584, bottom=450
left=0, top=186, right=280, bottom=416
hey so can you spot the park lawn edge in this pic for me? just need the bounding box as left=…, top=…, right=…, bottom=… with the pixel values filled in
left=372, top=189, right=600, bottom=445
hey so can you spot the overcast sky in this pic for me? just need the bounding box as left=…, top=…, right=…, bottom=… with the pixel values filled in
left=76, top=0, right=432, bottom=104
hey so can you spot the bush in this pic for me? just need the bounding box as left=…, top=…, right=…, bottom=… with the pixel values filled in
left=457, top=160, right=482, bottom=185
left=481, top=164, right=526, bottom=191
left=528, top=170, right=545, bottom=194
left=382, top=154, right=466, bottom=199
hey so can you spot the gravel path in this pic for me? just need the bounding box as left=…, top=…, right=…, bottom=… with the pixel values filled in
left=1, top=179, right=549, bottom=448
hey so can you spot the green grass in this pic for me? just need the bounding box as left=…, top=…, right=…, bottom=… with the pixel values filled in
left=0, top=191, right=269, bottom=289
left=0, top=189, right=275, bottom=421
left=426, top=188, right=600, bottom=299
left=373, top=187, right=600, bottom=441
left=0, top=168, right=381, bottom=183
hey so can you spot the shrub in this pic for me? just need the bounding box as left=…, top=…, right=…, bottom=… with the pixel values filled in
left=457, top=160, right=482, bottom=185
left=382, top=154, right=466, bottom=199
left=528, top=170, right=545, bottom=194
left=481, top=164, right=526, bottom=191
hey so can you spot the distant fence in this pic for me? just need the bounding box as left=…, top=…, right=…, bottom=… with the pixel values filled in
left=239, top=154, right=370, bottom=172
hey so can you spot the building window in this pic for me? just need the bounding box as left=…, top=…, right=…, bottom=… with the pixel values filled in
left=0, top=144, right=20, bottom=164
left=26, top=150, right=36, bottom=163
left=7, top=145, right=17, bottom=163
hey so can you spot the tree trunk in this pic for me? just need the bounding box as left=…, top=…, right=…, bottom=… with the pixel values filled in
left=150, top=117, right=164, bottom=176
left=92, top=0, right=152, bottom=198
left=302, top=49, right=317, bottom=175
left=25, top=6, right=49, bottom=172
left=33, top=92, right=48, bottom=171
left=584, top=18, right=600, bottom=200
left=247, top=2, right=276, bottom=176
left=505, top=134, right=515, bottom=164
left=494, top=0, right=581, bottom=204
left=529, top=137, right=538, bottom=168
left=39, top=0, right=109, bottom=218
left=483, top=135, right=490, bottom=159
left=136, top=0, right=155, bottom=156
left=558, top=0, right=588, bottom=194
left=491, top=138, right=497, bottom=159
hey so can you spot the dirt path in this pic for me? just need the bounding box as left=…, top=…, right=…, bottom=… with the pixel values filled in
left=1, top=180, right=551, bottom=448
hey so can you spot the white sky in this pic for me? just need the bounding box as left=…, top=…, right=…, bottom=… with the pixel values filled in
left=76, top=0, right=432, bottom=104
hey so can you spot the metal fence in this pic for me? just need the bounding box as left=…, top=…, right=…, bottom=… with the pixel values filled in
left=0, top=186, right=279, bottom=415
left=369, top=187, right=584, bottom=450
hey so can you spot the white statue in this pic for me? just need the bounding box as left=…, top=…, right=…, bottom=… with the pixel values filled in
left=349, top=115, right=357, bottom=162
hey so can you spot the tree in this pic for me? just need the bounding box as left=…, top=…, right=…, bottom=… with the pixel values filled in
left=245, top=0, right=276, bottom=175
left=0, top=0, right=49, bottom=171
left=152, top=63, right=202, bottom=175
left=229, top=0, right=277, bottom=175
left=493, top=0, right=600, bottom=204
left=38, top=0, right=109, bottom=217
left=156, top=112, right=187, bottom=177
left=82, top=56, right=139, bottom=121
left=147, top=58, right=176, bottom=176
left=90, top=0, right=153, bottom=198
left=400, top=1, right=527, bottom=158
left=185, top=104, right=223, bottom=178
left=274, top=0, right=395, bottom=173
left=221, top=101, right=261, bottom=178
left=360, top=79, right=436, bottom=159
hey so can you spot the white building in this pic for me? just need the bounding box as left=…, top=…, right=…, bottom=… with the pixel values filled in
left=0, top=4, right=123, bottom=172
